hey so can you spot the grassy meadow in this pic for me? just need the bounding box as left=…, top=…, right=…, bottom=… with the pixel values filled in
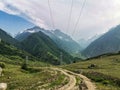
left=0, top=55, right=69, bottom=90
left=62, top=54, right=120, bottom=90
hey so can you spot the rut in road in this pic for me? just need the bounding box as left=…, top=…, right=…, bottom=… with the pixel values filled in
left=40, top=67, right=96, bottom=90
left=52, top=68, right=96, bottom=90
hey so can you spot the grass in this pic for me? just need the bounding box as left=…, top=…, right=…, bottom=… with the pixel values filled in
left=75, top=76, right=81, bottom=86
left=96, top=83, right=120, bottom=90
left=0, top=55, right=69, bottom=90
left=0, top=54, right=51, bottom=67
left=46, top=71, right=69, bottom=89
left=0, top=64, right=69, bottom=90
left=61, top=54, right=120, bottom=89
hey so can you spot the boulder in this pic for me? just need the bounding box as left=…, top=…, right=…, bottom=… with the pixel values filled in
left=0, top=83, right=7, bottom=90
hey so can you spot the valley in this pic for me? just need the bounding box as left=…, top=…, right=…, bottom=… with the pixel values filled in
left=0, top=25, right=120, bottom=90
left=0, top=1, right=120, bottom=89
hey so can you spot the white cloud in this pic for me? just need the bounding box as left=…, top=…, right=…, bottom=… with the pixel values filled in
left=0, top=0, right=120, bottom=40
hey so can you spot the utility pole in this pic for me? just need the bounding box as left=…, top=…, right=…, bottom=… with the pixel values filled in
left=60, top=52, right=63, bottom=65
left=25, top=56, right=28, bottom=65
left=0, top=38, right=1, bottom=43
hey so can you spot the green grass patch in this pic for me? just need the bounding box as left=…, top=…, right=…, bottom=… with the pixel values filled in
left=0, top=61, right=68, bottom=90
left=61, top=54, right=120, bottom=89
left=75, top=76, right=82, bottom=86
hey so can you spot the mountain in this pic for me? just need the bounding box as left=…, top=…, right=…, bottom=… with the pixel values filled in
left=78, top=34, right=102, bottom=50
left=21, top=31, right=73, bottom=65
left=82, top=25, right=120, bottom=58
left=49, top=29, right=81, bottom=54
left=15, top=27, right=40, bottom=41
left=0, top=28, right=21, bottom=48
left=15, top=26, right=81, bottom=54
left=0, top=39, right=36, bottom=61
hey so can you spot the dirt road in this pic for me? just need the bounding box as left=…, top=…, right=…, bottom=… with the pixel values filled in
left=52, top=68, right=96, bottom=90
left=77, top=74, right=96, bottom=90
left=53, top=68, right=76, bottom=90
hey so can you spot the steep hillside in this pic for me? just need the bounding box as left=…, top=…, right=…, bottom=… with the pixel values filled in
left=0, top=28, right=21, bottom=48
left=15, top=26, right=81, bottom=54
left=21, top=31, right=73, bottom=65
left=78, top=34, right=102, bottom=50
left=82, top=25, right=120, bottom=57
left=49, top=29, right=81, bottom=54
left=0, top=40, right=36, bottom=61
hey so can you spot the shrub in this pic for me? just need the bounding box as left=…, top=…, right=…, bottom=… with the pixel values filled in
left=0, top=62, right=5, bottom=68
left=102, top=80, right=110, bottom=85
left=88, top=64, right=98, bottom=69
left=21, top=63, right=28, bottom=70
left=82, top=71, right=120, bottom=87
left=93, top=77, right=104, bottom=82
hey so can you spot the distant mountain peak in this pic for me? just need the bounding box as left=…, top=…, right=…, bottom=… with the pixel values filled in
left=15, top=26, right=81, bottom=54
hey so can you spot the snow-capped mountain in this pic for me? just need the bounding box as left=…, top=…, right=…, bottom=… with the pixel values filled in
left=15, top=26, right=44, bottom=41
left=15, top=26, right=81, bottom=54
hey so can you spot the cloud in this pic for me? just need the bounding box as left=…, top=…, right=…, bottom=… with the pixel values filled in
left=0, top=0, right=49, bottom=29
left=0, top=0, right=120, bottom=40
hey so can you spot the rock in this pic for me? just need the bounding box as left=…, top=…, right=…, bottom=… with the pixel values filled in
left=0, top=83, right=7, bottom=90
left=79, top=81, right=88, bottom=90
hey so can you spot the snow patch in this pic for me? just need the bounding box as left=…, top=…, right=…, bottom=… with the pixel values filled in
left=25, top=30, right=37, bottom=33
left=58, top=36, right=63, bottom=39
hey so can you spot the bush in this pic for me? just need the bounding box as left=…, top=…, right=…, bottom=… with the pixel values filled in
left=88, top=64, right=98, bottom=69
left=102, top=80, right=110, bottom=85
left=83, top=71, right=120, bottom=87
left=93, top=77, right=104, bottom=82
left=0, top=62, right=5, bottom=68
left=21, top=63, right=28, bottom=70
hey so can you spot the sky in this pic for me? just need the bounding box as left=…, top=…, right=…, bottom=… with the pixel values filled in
left=0, top=0, right=120, bottom=40
left=0, top=11, right=34, bottom=36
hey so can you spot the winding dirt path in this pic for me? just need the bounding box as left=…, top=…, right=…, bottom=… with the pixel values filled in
left=52, top=68, right=76, bottom=90
left=77, top=74, right=96, bottom=90
left=42, top=67, right=96, bottom=90
left=53, top=68, right=96, bottom=90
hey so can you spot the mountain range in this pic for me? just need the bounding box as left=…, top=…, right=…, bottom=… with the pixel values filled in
left=20, top=31, right=74, bottom=64
left=15, top=26, right=81, bottom=54
left=0, top=28, right=75, bottom=65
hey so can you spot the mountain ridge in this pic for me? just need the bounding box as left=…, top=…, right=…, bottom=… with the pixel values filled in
left=21, top=31, right=74, bottom=65
left=15, top=26, right=81, bottom=54
left=82, top=25, right=120, bottom=57
left=0, top=28, right=22, bottom=48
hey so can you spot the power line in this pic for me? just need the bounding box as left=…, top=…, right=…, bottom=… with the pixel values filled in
left=48, top=0, right=55, bottom=29
left=72, top=0, right=87, bottom=36
left=66, top=0, right=74, bottom=33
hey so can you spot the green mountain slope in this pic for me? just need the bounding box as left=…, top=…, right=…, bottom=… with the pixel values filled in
left=0, top=28, right=21, bottom=48
left=82, top=25, right=120, bottom=58
left=15, top=26, right=81, bottom=54
left=21, top=31, right=73, bottom=65
left=0, top=40, right=37, bottom=62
